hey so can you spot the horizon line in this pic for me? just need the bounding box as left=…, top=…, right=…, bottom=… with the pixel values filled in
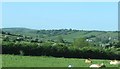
left=1, top=27, right=119, bottom=31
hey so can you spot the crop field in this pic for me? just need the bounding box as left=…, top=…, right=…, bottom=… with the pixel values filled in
left=2, top=55, right=119, bottom=68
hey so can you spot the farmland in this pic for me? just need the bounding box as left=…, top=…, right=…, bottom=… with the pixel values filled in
left=2, top=55, right=119, bottom=67
left=1, top=28, right=120, bottom=68
left=1, top=28, right=120, bottom=59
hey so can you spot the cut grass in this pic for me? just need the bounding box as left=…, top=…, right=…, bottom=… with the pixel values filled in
left=2, top=54, right=119, bottom=67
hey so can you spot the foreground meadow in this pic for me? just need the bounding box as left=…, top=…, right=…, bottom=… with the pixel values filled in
left=2, top=55, right=119, bottom=67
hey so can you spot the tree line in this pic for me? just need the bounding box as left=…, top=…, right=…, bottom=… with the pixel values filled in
left=2, top=41, right=120, bottom=60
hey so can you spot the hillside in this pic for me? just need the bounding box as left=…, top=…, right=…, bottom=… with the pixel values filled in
left=2, top=27, right=118, bottom=43
left=2, top=28, right=118, bottom=45
left=1, top=27, right=120, bottom=59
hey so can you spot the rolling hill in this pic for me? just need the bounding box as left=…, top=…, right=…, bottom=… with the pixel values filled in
left=2, top=27, right=118, bottom=43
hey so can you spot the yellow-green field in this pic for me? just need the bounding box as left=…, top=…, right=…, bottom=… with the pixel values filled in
left=2, top=54, right=119, bottom=68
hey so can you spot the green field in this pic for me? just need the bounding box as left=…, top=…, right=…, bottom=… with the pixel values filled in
left=2, top=55, right=119, bottom=67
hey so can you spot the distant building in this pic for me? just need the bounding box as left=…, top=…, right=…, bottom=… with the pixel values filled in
left=86, top=39, right=93, bottom=42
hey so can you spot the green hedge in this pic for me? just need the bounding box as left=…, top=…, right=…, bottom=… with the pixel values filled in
left=2, top=41, right=120, bottom=60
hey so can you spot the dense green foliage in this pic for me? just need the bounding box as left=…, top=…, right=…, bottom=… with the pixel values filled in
left=2, top=41, right=120, bottom=59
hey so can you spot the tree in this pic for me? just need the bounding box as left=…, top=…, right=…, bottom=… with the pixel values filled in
left=73, top=38, right=89, bottom=48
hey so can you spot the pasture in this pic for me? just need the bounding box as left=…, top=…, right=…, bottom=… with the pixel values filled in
left=2, top=55, right=119, bottom=67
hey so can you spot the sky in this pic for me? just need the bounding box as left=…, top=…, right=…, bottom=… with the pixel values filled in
left=2, top=2, right=118, bottom=31
left=2, top=0, right=119, bottom=2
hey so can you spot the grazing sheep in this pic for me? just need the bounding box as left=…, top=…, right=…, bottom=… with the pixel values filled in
left=110, top=60, right=120, bottom=65
left=85, top=58, right=92, bottom=64
left=89, top=63, right=106, bottom=68
left=68, top=64, right=72, bottom=68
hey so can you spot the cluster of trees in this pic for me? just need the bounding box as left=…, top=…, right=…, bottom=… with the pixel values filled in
left=36, top=29, right=80, bottom=36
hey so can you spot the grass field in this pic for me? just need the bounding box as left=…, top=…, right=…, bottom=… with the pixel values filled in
left=2, top=55, right=119, bottom=67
